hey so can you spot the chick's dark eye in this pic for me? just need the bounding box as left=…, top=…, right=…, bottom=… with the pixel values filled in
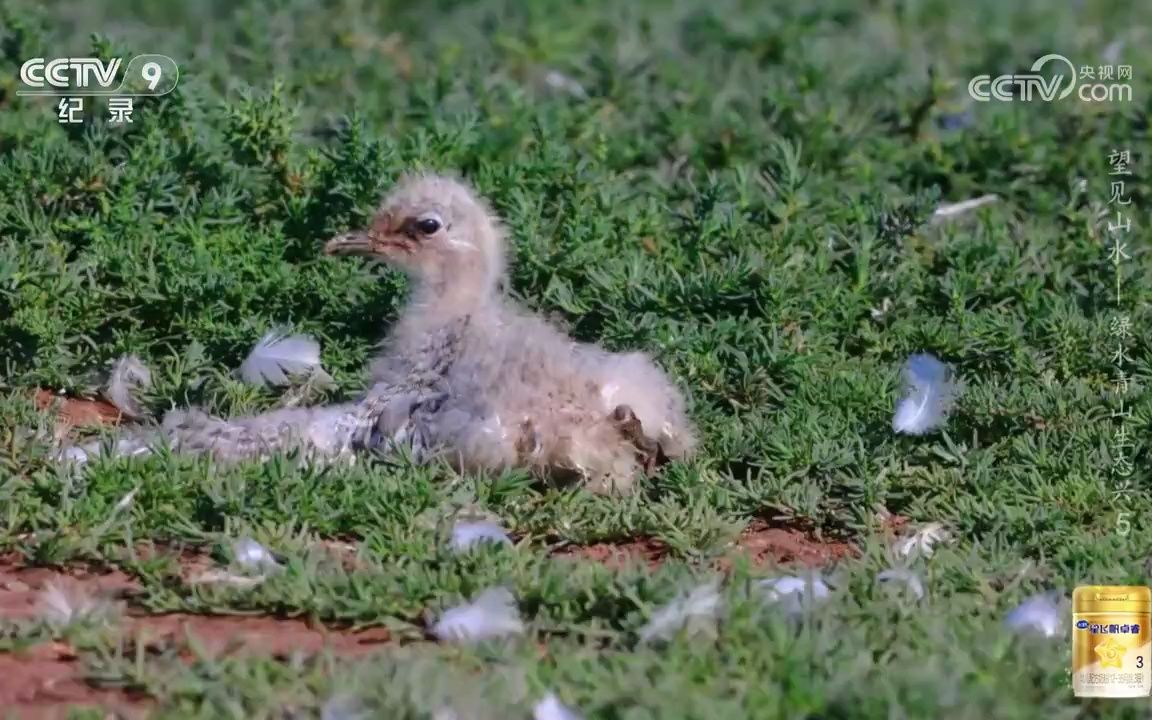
left=414, top=217, right=441, bottom=235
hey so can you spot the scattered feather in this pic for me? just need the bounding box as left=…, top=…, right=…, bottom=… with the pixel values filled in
left=534, top=693, right=584, bottom=720
left=62, top=436, right=154, bottom=467
left=190, top=536, right=282, bottom=588
left=240, top=328, right=331, bottom=387
left=931, top=194, right=999, bottom=222
left=90, top=486, right=140, bottom=534
left=892, top=354, right=958, bottom=435
left=112, top=487, right=139, bottom=515
left=543, top=70, right=588, bottom=99
left=321, top=693, right=368, bottom=720
left=1004, top=593, right=1064, bottom=638
left=231, top=537, right=281, bottom=574
left=869, top=297, right=893, bottom=321
left=893, top=522, right=952, bottom=559
left=757, top=573, right=831, bottom=616
left=103, top=354, right=152, bottom=419
left=59, top=445, right=91, bottom=465
left=638, top=581, right=724, bottom=644
left=37, top=582, right=118, bottom=628
left=187, top=569, right=268, bottom=589
left=876, top=568, right=925, bottom=601
left=1102, top=38, right=1125, bottom=65
left=432, top=587, right=525, bottom=643
left=38, top=582, right=95, bottom=626
left=450, top=521, right=512, bottom=552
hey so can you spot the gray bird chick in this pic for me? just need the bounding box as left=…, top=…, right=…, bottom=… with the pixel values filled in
left=64, top=400, right=374, bottom=466
left=325, top=172, right=696, bottom=493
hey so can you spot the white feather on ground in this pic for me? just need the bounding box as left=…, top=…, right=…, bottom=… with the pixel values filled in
left=543, top=70, right=589, bottom=100
left=449, top=521, right=512, bottom=552
left=59, top=435, right=153, bottom=467
left=111, top=487, right=138, bottom=515
left=1102, top=38, right=1125, bottom=65
left=893, top=522, right=952, bottom=559
left=187, top=569, right=268, bottom=589
left=188, top=537, right=280, bottom=588
left=87, top=486, right=140, bottom=536
left=240, top=328, right=331, bottom=387
left=1004, top=593, right=1064, bottom=637
left=103, top=354, right=152, bottom=419
left=431, top=587, right=525, bottom=643
left=320, top=694, right=368, bottom=720
left=37, top=581, right=118, bottom=628
left=638, top=581, right=724, bottom=644
left=876, top=568, right=925, bottom=601
left=231, top=537, right=281, bottom=574
left=931, top=194, right=999, bottom=222
left=59, top=446, right=91, bottom=464
left=892, top=353, right=958, bottom=435
left=533, top=693, right=584, bottom=720
left=757, top=574, right=831, bottom=616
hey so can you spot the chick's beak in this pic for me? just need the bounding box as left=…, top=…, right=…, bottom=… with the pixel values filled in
left=324, top=231, right=377, bottom=256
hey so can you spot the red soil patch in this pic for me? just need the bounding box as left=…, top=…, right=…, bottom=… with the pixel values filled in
left=0, top=559, right=148, bottom=718
left=1, top=554, right=393, bottom=656
left=556, top=520, right=857, bottom=571
left=0, top=554, right=393, bottom=718
left=33, top=389, right=122, bottom=432
left=129, top=613, right=393, bottom=658
left=0, top=644, right=152, bottom=720
left=723, top=519, right=856, bottom=568
left=0, top=559, right=140, bottom=620
left=554, top=537, right=669, bottom=569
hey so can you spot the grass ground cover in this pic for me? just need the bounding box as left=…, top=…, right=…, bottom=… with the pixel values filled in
left=0, top=0, right=1150, bottom=717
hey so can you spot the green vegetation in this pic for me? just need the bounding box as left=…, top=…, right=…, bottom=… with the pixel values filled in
left=0, top=0, right=1149, bottom=717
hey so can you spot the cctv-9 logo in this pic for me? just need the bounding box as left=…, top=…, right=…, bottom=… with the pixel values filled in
left=119, top=55, right=179, bottom=96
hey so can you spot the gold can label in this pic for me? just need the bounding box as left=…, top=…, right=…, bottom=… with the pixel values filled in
left=1072, top=585, right=1152, bottom=698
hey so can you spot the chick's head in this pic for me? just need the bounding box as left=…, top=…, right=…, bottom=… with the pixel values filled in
left=325, top=173, right=505, bottom=290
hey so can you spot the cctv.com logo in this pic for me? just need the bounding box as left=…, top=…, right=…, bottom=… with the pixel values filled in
left=968, top=53, right=1133, bottom=103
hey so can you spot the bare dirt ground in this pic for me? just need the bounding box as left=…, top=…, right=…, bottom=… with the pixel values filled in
left=0, top=517, right=884, bottom=718
left=0, top=556, right=391, bottom=719
left=720, top=519, right=856, bottom=568
left=554, top=536, right=670, bottom=569
left=554, top=518, right=859, bottom=570
left=0, top=642, right=152, bottom=720
left=33, top=390, right=123, bottom=431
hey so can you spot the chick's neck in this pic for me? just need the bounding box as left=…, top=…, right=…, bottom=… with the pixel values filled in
left=406, top=263, right=500, bottom=325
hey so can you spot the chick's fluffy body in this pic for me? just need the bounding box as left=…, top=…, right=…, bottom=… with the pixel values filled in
left=359, top=174, right=695, bottom=492
left=374, top=295, right=694, bottom=492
